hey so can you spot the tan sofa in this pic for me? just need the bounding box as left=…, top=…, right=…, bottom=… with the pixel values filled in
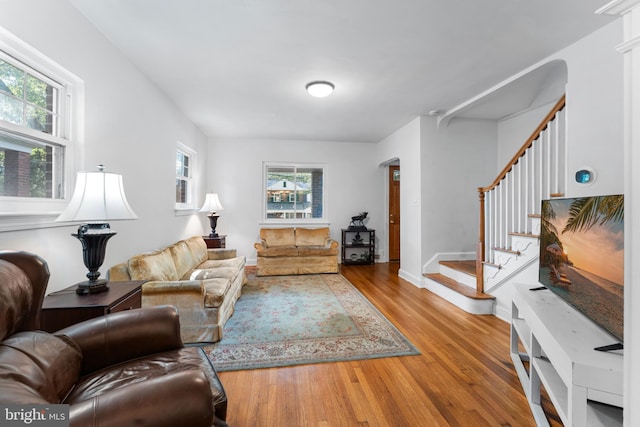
left=109, top=236, right=246, bottom=343
left=254, top=227, right=339, bottom=276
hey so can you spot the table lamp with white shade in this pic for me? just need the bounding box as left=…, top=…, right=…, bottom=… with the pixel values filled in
left=56, top=165, right=138, bottom=295
left=200, top=193, right=224, bottom=237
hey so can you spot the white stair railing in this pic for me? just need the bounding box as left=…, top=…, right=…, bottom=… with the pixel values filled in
left=475, top=95, right=566, bottom=293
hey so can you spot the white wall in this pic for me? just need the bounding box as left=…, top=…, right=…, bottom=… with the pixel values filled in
left=555, top=20, right=624, bottom=197
left=497, top=101, right=557, bottom=169
left=0, top=1, right=209, bottom=293
left=206, top=138, right=382, bottom=264
left=375, top=118, right=422, bottom=283
left=422, top=117, right=498, bottom=263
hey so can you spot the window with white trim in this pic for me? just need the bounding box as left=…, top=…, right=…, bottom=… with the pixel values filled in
left=1, top=52, right=66, bottom=199
left=0, top=27, right=82, bottom=229
left=175, top=142, right=196, bottom=209
left=264, top=163, right=326, bottom=221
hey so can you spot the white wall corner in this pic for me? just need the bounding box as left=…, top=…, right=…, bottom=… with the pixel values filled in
left=398, top=268, right=423, bottom=288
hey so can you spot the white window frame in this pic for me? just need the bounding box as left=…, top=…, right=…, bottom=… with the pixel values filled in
left=175, top=141, right=197, bottom=213
left=262, top=161, right=328, bottom=225
left=0, top=26, right=84, bottom=232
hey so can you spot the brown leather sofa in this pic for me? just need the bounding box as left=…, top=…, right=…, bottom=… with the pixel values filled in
left=0, top=250, right=229, bottom=427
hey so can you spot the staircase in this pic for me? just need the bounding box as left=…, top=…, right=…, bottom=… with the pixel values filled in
left=422, top=95, right=566, bottom=315
left=483, top=214, right=541, bottom=291
left=423, top=260, right=495, bottom=314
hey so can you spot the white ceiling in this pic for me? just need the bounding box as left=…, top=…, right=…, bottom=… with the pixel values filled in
left=68, top=0, right=614, bottom=143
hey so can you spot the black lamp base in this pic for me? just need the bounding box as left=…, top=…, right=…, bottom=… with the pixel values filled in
left=75, top=279, right=109, bottom=295
left=207, top=214, right=220, bottom=238
left=72, top=223, right=116, bottom=296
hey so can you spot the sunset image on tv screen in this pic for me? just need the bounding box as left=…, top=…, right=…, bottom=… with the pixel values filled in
left=539, top=195, right=624, bottom=342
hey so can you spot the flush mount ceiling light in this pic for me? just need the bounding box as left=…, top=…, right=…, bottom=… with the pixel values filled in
left=306, top=80, right=335, bottom=98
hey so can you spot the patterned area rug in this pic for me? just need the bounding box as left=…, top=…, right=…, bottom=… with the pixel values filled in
left=201, top=273, right=419, bottom=371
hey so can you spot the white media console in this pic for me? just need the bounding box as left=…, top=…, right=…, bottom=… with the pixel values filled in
left=510, top=283, right=623, bottom=426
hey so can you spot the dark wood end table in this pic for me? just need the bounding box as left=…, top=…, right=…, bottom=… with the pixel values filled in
left=203, top=235, right=226, bottom=248
left=41, top=280, right=145, bottom=332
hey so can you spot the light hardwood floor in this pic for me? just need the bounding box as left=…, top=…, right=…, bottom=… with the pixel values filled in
left=218, top=263, right=561, bottom=426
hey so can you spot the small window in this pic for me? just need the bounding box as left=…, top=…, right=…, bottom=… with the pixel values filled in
left=175, top=142, right=196, bottom=209
left=264, top=163, right=325, bottom=221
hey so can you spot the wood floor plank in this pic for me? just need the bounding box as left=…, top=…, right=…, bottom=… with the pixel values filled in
left=218, top=263, right=561, bottom=426
left=336, top=363, right=370, bottom=424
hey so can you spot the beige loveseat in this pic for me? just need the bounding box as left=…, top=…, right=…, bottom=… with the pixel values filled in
left=254, top=227, right=339, bottom=276
left=109, top=236, right=246, bottom=343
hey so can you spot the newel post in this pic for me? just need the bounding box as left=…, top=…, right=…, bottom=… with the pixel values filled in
left=476, top=189, right=485, bottom=294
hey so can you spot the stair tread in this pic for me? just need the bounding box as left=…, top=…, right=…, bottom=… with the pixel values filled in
left=439, top=260, right=476, bottom=276
left=424, top=273, right=495, bottom=300
left=508, top=231, right=539, bottom=238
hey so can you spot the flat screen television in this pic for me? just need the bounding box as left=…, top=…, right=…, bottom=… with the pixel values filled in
left=538, top=194, right=624, bottom=343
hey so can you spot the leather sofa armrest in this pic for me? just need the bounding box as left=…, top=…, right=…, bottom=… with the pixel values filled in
left=254, top=240, right=267, bottom=250
left=327, top=238, right=339, bottom=249
left=69, top=370, right=217, bottom=427
left=57, top=306, right=184, bottom=376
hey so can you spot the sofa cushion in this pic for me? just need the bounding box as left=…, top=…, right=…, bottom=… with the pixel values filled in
left=196, top=257, right=245, bottom=271
left=260, top=228, right=295, bottom=247
left=202, top=278, right=233, bottom=308
left=255, top=246, right=298, bottom=257
left=189, top=267, right=238, bottom=281
left=295, top=227, right=329, bottom=246
left=171, top=240, right=202, bottom=280
left=128, top=248, right=179, bottom=281
left=183, top=236, right=208, bottom=265
left=141, top=280, right=202, bottom=295
left=0, top=331, right=81, bottom=403
left=183, top=257, right=244, bottom=281
left=297, top=245, right=338, bottom=257
left=65, top=347, right=221, bottom=405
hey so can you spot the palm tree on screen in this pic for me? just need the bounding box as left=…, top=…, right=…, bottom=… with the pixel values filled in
left=562, top=195, right=624, bottom=234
